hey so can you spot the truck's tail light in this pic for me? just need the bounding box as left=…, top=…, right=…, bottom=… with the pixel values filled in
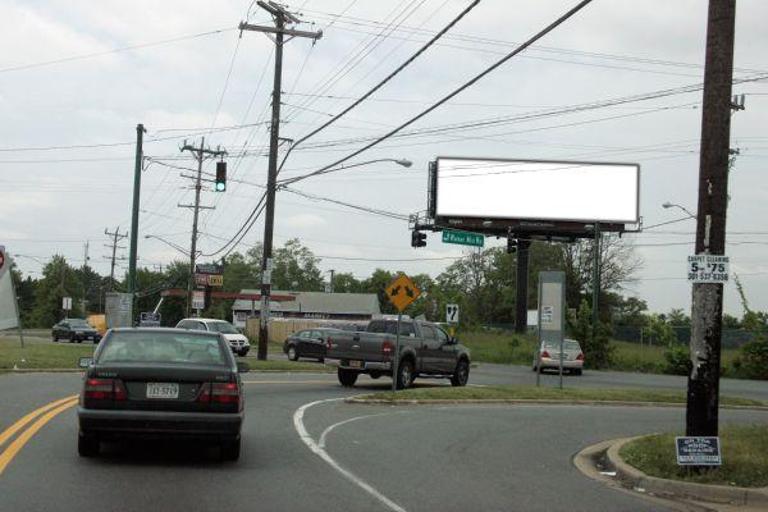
left=326, top=337, right=333, bottom=350
left=197, top=382, right=240, bottom=406
left=382, top=340, right=394, bottom=358
left=84, top=378, right=127, bottom=401
left=576, top=352, right=584, bottom=361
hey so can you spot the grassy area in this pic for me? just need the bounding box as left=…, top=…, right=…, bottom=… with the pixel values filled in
left=242, top=358, right=332, bottom=372
left=620, top=425, right=768, bottom=488
left=355, top=385, right=765, bottom=407
left=610, top=340, right=739, bottom=375
left=0, top=336, right=96, bottom=369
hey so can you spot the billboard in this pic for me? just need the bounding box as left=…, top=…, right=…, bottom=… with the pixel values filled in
left=434, top=157, right=640, bottom=225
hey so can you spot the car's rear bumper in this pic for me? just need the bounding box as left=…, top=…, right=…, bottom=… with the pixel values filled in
left=78, top=407, right=243, bottom=440
left=539, top=358, right=583, bottom=369
left=325, top=359, right=391, bottom=371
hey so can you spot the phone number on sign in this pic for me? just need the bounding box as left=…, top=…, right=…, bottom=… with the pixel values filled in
left=688, top=273, right=728, bottom=282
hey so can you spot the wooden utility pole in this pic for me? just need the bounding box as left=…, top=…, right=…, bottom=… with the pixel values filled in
left=179, top=138, right=226, bottom=317
left=104, top=227, right=127, bottom=291
left=686, top=0, right=736, bottom=437
left=239, top=1, right=322, bottom=360
left=127, top=123, right=145, bottom=298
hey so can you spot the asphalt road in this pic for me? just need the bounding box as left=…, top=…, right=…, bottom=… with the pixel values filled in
left=1, top=366, right=766, bottom=512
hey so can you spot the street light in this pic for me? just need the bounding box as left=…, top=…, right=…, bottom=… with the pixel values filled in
left=662, top=202, right=697, bottom=219
left=144, top=235, right=197, bottom=258
left=277, top=157, right=413, bottom=186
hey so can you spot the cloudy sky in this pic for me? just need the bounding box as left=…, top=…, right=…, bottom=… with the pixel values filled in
left=2, top=0, right=767, bottom=315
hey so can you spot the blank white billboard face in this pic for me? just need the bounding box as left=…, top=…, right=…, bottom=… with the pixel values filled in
left=435, top=158, right=639, bottom=224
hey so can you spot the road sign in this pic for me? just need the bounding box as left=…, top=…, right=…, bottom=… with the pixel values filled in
left=62, top=297, right=72, bottom=311
left=446, top=304, right=459, bottom=324
left=386, top=273, right=421, bottom=312
left=675, top=436, right=721, bottom=466
left=192, top=290, right=206, bottom=310
left=196, top=263, right=223, bottom=275
left=687, top=255, right=729, bottom=283
left=442, top=229, right=484, bottom=248
left=139, top=311, right=161, bottom=327
left=207, top=274, right=223, bottom=287
left=105, top=292, right=133, bottom=328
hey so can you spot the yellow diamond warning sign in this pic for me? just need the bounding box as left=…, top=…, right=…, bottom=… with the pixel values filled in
left=386, top=273, right=421, bottom=312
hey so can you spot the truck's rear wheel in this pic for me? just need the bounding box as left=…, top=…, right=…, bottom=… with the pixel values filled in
left=337, top=368, right=359, bottom=387
left=396, top=359, right=415, bottom=390
left=451, top=359, right=470, bottom=387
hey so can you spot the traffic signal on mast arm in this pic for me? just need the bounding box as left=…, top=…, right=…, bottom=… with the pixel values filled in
left=411, top=230, right=427, bottom=248
left=215, top=161, right=227, bottom=192
left=507, top=237, right=518, bottom=254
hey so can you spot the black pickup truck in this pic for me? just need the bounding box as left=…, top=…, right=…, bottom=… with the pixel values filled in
left=324, top=317, right=470, bottom=389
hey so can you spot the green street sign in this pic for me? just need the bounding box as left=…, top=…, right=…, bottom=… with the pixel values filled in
left=442, top=229, right=484, bottom=247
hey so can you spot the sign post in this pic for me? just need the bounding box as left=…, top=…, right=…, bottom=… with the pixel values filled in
left=536, top=271, right=566, bottom=389
left=385, top=273, right=421, bottom=392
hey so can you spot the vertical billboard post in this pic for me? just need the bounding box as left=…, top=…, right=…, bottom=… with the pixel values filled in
left=536, top=271, right=566, bottom=389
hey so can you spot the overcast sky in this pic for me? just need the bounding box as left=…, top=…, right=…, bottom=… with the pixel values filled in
left=2, top=0, right=767, bottom=315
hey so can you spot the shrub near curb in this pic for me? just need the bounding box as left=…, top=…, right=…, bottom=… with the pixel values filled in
left=619, top=425, right=768, bottom=488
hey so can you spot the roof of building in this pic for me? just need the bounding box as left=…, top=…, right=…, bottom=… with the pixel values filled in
left=231, top=289, right=381, bottom=316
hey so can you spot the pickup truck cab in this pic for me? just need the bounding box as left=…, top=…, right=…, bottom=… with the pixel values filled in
left=325, top=317, right=470, bottom=389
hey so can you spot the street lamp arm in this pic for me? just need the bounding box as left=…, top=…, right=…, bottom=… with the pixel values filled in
left=276, top=157, right=412, bottom=186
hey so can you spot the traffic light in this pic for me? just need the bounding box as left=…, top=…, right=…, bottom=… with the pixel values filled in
left=411, top=230, right=427, bottom=248
left=215, top=161, right=227, bottom=192
left=507, top=237, right=517, bottom=254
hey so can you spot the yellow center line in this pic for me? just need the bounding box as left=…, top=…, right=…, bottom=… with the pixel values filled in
left=0, top=395, right=79, bottom=449
left=0, top=398, right=78, bottom=476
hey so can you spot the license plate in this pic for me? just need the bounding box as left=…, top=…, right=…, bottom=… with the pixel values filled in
left=348, top=360, right=363, bottom=369
left=146, top=382, right=179, bottom=399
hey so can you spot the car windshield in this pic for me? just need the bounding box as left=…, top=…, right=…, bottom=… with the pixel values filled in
left=98, top=331, right=228, bottom=366
left=206, top=321, right=240, bottom=334
left=68, top=319, right=90, bottom=328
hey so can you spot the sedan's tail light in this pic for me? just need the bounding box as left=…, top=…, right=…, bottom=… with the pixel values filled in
left=576, top=352, right=585, bottom=361
left=541, top=350, right=551, bottom=359
left=84, top=378, right=127, bottom=401
left=197, top=382, right=240, bottom=407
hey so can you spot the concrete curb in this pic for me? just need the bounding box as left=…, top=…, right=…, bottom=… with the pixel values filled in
left=344, top=397, right=768, bottom=411
left=607, top=436, right=768, bottom=507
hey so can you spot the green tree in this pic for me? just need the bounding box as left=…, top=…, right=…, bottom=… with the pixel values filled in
left=331, top=272, right=362, bottom=293
left=569, top=300, right=613, bottom=368
left=271, top=239, right=323, bottom=291
left=31, top=255, right=83, bottom=327
left=11, top=263, right=37, bottom=327
left=667, top=308, right=690, bottom=327
left=362, top=269, right=397, bottom=315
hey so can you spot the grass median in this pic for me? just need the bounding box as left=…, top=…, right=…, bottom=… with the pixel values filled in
left=353, top=385, right=766, bottom=407
left=620, top=425, right=768, bottom=488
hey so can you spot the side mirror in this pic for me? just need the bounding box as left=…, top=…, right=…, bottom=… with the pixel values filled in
left=237, top=361, right=250, bottom=373
left=78, top=357, right=93, bottom=368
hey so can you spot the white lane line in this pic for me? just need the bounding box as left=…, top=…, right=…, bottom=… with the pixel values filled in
left=293, top=398, right=408, bottom=512
left=318, top=411, right=406, bottom=450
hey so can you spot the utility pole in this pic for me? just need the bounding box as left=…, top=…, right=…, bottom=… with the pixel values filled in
left=514, top=240, right=531, bottom=333
left=592, top=222, right=601, bottom=334
left=127, top=123, right=146, bottom=299
left=239, top=1, right=322, bottom=360
left=81, top=241, right=90, bottom=315
left=328, top=269, right=335, bottom=293
left=179, top=137, right=226, bottom=317
left=104, top=227, right=128, bottom=291
left=687, top=0, right=737, bottom=437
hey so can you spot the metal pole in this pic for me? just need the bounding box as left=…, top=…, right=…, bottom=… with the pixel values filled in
left=258, top=17, right=285, bottom=361
left=536, top=275, right=543, bottom=387
left=9, top=259, right=25, bottom=349
left=687, top=0, right=736, bottom=437
left=392, top=312, right=402, bottom=392
left=187, top=138, right=204, bottom=318
left=591, top=222, right=601, bottom=335
left=515, top=240, right=530, bottom=333
left=558, top=335, right=564, bottom=390
left=128, top=124, right=145, bottom=299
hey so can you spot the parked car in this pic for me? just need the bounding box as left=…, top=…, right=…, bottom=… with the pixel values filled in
left=325, top=317, right=471, bottom=389
left=176, top=318, right=250, bottom=356
left=283, top=328, right=340, bottom=362
left=52, top=318, right=101, bottom=344
left=77, top=327, right=248, bottom=460
left=532, top=338, right=584, bottom=375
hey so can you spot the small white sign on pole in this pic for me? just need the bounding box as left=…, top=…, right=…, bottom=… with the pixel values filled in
left=446, top=304, right=459, bottom=324
left=192, top=291, right=206, bottom=310
left=687, top=255, right=729, bottom=283
left=62, top=297, right=72, bottom=310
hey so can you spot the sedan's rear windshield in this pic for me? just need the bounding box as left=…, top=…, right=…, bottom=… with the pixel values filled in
left=542, top=340, right=581, bottom=351
left=206, top=321, right=240, bottom=334
left=69, top=319, right=90, bottom=327
left=98, top=331, right=228, bottom=366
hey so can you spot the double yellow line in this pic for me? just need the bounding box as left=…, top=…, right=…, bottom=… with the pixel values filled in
left=0, top=395, right=79, bottom=475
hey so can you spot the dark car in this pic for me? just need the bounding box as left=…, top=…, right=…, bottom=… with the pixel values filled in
left=52, top=318, right=101, bottom=343
left=77, top=328, right=248, bottom=460
left=283, top=328, right=339, bottom=362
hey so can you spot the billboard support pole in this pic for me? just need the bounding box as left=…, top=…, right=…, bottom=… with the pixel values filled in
left=514, top=240, right=531, bottom=333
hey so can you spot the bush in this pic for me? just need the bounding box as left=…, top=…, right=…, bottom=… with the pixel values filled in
left=663, top=344, right=691, bottom=375
left=570, top=300, right=614, bottom=369
left=734, top=339, right=768, bottom=380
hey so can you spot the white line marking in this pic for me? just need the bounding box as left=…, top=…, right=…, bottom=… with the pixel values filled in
left=293, top=398, right=408, bottom=512
left=318, top=411, right=405, bottom=450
